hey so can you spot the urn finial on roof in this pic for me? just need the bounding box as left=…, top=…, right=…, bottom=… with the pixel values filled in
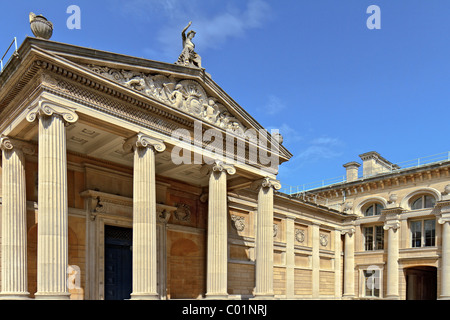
left=29, top=12, right=53, bottom=40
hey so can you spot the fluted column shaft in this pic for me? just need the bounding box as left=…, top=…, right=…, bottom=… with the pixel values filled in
left=254, top=177, right=281, bottom=299
left=0, top=138, right=32, bottom=299
left=125, top=133, right=165, bottom=300
left=342, top=229, right=355, bottom=298
left=203, top=161, right=235, bottom=299
left=27, top=102, right=78, bottom=300
left=384, top=223, right=399, bottom=299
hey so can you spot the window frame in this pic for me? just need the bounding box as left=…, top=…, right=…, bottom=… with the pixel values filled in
left=360, top=267, right=383, bottom=299
left=364, top=202, right=384, bottom=217
left=363, top=225, right=384, bottom=251
left=410, top=194, right=436, bottom=210
left=410, top=218, right=436, bottom=248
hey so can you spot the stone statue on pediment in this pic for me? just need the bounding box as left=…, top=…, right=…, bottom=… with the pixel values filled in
left=175, top=21, right=202, bottom=68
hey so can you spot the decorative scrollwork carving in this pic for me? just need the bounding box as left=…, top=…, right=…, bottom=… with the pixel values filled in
left=295, top=229, right=305, bottom=243
left=123, top=133, right=166, bottom=153
left=26, top=101, right=78, bottom=124
left=231, top=214, right=245, bottom=232
left=174, top=203, right=191, bottom=222
left=86, top=64, right=248, bottom=136
left=320, top=234, right=329, bottom=247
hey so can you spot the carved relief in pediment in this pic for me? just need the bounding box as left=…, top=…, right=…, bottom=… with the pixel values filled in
left=86, top=65, right=247, bottom=135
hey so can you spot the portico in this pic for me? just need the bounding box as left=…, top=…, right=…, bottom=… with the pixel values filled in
left=0, top=36, right=289, bottom=300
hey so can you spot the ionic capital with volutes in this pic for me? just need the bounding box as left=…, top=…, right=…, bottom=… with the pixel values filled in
left=383, top=221, right=401, bottom=231
left=200, top=160, right=236, bottom=176
left=0, top=136, right=36, bottom=155
left=251, top=177, right=282, bottom=191
left=123, top=133, right=166, bottom=153
left=341, top=227, right=355, bottom=236
left=26, top=101, right=78, bottom=124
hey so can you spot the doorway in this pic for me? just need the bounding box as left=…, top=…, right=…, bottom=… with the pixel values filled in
left=104, top=225, right=133, bottom=300
left=405, top=266, right=437, bottom=300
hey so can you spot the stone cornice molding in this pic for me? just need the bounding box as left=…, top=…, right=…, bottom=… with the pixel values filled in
left=123, top=132, right=166, bottom=153
left=251, top=177, right=282, bottom=191
left=26, top=100, right=78, bottom=124
left=0, top=136, right=36, bottom=155
left=200, top=159, right=236, bottom=176
left=382, top=207, right=404, bottom=216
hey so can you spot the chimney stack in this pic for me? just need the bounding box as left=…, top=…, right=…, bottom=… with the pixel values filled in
left=343, top=162, right=361, bottom=182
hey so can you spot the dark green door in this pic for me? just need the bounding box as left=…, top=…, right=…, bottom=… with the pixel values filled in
left=104, top=226, right=132, bottom=300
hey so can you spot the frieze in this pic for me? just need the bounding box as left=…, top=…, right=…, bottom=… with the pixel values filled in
left=86, top=64, right=248, bottom=136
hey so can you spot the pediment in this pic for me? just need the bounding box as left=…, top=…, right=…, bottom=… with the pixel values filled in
left=0, top=37, right=292, bottom=164
left=84, top=64, right=248, bottom=136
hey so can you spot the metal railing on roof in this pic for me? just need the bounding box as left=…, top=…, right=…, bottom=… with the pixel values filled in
left=281, top=151, right=450, bottom=195
left=1, top=37, right=18, bottom=73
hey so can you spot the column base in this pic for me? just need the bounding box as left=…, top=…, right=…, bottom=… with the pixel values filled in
left=130, top=293, right=159, bottom=300
left=0, top=292, right=30, bottom=300
left=34, top=292, right=71, bottom=300
left=384, top=295, right=400, bottom=300
left=438, top=296, right=450, bottom=300
left=205, top=293, right=229, bottom=300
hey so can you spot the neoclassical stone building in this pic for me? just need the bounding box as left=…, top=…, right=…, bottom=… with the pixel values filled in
left=301, top=151, right=450, bottom=300
left=0, top=31, right=449, bottom=300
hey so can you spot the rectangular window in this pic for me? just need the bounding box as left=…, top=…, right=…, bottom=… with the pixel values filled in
left=424, top=219, right=436, bottom=247
left=364, top=227, right=374, bottom=251
left=411, top=221, right=422, bottom=248
left=364, top=226, right=384, bottom=251
left=411, top=219, right=436, bottom=248
left=375, top=226, right=384, bottom=250
left=363, top=269, right=381, bottom=298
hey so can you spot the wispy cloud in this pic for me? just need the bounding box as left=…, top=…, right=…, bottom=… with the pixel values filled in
left=297, top=136, right=344, bottom=161
left=116, top=0, right=272, bottom=61
left=264, top=94, right=286, bottom=115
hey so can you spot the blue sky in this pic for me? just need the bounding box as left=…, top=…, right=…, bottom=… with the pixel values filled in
left=1, top=1, right=449, bottom=190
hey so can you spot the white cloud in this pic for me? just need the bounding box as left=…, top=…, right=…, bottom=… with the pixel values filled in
left=296, top=136, right=344, bottom=161
left=264, top=94, right=286, bottom=115
left=117, top=0, right=272, bottom=61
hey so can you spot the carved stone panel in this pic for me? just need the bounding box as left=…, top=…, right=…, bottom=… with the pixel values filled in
left=86, top=65, right=248, bottom=135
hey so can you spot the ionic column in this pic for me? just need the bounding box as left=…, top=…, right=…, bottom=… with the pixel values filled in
left=438, top=208, right=450, bottom=299
left=26, top=102, right=78, bottom=299
left=342, top=228, right=355, bottom=298
left=0, top=137, right=34, bottom=299
left=384, top=221, right=400, bottom=299
left=124, top=133, right=166, bottom=300
left=201, top=160, right=235, bottom=299
left=252, top=177, right=281, bottom=299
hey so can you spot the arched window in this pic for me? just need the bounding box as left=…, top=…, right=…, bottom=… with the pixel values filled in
left=411, top=194, right=436, bottom=210
left=364, top=203, right=383, bottom=217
